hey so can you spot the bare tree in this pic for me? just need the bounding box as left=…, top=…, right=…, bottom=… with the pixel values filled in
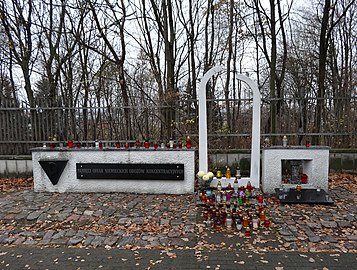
left=0, top=0, right=34, bottom=107
left=314, top=0, right=355, bottom=144
left=245, top=0, right=291, bottom=143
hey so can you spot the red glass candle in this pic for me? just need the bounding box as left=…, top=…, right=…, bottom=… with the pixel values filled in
left=203, top=210, right=209, bottom=220
left=264, top=219, right=271, bottom=228
left=49, top=143, right=54, bottom=150
left=76, top=142, right=81, bottom=149
left=245, top=228, right=251, bottom=237
left=154, top=142, right=158, bottom=149
left=144, top=140, right=150, bottom=149
left=68, top=139, right=73, bottom=149
left=305, top=141, right=310, bottom=148
left=99, top=142, right=103, bottom=149
left=301, top=174, right=308, bottom=184
left=258, top=195, right=263, bottom=204
left=116, top=142, right=121, bottom=148
left=125, top=142, right=129, bottom=149
left=186, top=136, right=191, bottom=149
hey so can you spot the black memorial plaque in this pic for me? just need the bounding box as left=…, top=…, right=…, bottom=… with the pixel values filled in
left=39, top=160, right=68, bottom=185
left=76, top=163, right=184, bottom=180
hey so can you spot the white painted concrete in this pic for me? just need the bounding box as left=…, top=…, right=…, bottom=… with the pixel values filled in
left=198, top=66, right=224, bottom=173
left=198, top=67, right=261, bottom=188
left=261, top=146, right=330, bottom=194
left=32, top=148, right=195, bottom=194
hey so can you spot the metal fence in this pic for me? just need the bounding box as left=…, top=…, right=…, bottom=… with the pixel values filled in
left=0, top=96, right=356, bottom=155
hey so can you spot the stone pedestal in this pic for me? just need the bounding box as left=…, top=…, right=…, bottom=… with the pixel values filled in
left=32, top=148, right=195, bottom=194
left=261, top=146, right=330, bottom=194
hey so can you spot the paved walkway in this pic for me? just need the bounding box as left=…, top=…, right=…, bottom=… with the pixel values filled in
left=0, top=247, right=356, bottom=269
left=0, top=185, right=356, bottom=269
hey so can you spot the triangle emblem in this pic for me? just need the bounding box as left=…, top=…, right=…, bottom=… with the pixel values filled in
left=39, top=160, right=68, bottom=185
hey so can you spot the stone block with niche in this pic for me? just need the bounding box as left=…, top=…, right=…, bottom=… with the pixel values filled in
left=261, top=146, right=330, bottom=194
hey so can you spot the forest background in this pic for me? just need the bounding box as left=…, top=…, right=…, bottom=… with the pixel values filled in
left=0, top=0, right=356, bottom=155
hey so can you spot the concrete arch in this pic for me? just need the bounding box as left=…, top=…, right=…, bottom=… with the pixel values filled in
left=198, top=66, right=261, bottom=187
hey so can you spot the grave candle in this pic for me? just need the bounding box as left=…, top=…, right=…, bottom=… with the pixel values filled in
left=154, top=142, right=159, bottom=149
left=242, top=215, right=249, bottom=227
left=186, top=136, right=191, bottom=149
left=206, top=217, right=212, bottom=227
left=216, top=192, right=221, bottom=203
left=226, top=191, right=232, bottom=201
left=252, top=217, right=259, bottom=230
left=68, top=139, right=73, bottom=149
left=169, top=138, right=174, bottom=148
left=144, top=140, right=150, bottom=149
left=233, top=178, right=239, bottom=194
left=236, top=219, right=242, bottom=230
left=226, top=214, right=233, bottom=229
left=217, top=181, right=222, bottom=192
left=259, top=209, right=266, bottom=221
left=221, top=191, right=226, bottom=203
left=238, top=196, right=243, bottom=206
left=225, top=166, right=231, bottom=179
left=264, top=219, right=271, bottom=228
left=283, top=135, right=288, bottom=147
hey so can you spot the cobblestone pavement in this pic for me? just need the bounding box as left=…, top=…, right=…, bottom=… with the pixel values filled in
left=0, top=186, right=356, bottom=268
left=0, top=186, right=356, bottom=252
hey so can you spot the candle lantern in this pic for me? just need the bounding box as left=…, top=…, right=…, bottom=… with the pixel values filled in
left=282, top=135, right=288, bottom=147
left=252, top=217, right=259, bottom=230
left=186, top=136, right=192, bottom=148
left=68, top=139, right=73, bottom=149
left=169, top=138, right=174, bottom=148
left=144, top=140, right=150, bottom=149
left=226, top=214, right=233, bottom=229
left=245, top=228, right=251, bottom=237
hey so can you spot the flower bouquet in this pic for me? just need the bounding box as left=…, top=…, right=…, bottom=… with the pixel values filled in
left=197, top=171, right=214, bottom=189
